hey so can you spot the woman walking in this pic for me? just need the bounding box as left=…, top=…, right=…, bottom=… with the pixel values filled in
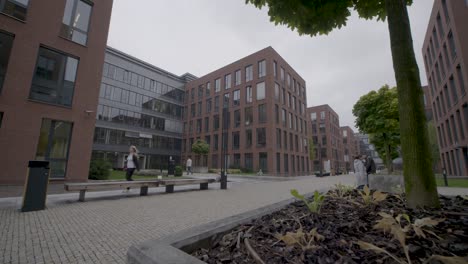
left=354, top=155, right=366, bottom=189
left=124, top=146, right=140, bottom=192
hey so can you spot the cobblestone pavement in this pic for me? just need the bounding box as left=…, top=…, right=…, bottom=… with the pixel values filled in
left=0, top=175, right=465, bottom=264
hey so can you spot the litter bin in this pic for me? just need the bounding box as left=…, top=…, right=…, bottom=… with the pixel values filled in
left=168, top=160, right=175, bottom=176
left=21, top=161, right=50, bottom=212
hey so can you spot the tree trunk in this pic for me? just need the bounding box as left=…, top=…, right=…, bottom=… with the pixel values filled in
left=385, top=0, right=439, bottom=208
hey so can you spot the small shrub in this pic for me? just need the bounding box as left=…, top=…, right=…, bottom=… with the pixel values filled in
left=208, top=168, right=218, bottom=173
left=228, top=168, right=241, bottom=174
left=240, top=167, right=253, bottom=173
left=174, top=166, right=183, bottom=177
left=88, top=159, right=112, bottom=180
left=290, top=189, right=325, bottom=213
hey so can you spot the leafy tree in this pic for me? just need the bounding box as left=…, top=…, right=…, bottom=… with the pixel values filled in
left=353, top=85, right=399, bottom=173
left=308, top=138, right=316, bottom=161
left=192, top=139, right=210, bottom=166
left=246, top=0, right=439, bottom=208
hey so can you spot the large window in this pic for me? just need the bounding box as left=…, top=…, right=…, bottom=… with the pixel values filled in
left=235, top=70, right=241, bottom=86
left=61, top=0, right=92, bottom=45
left=234, top=109, right=241, bottom=128
left=215, top=78, right=221, bottom=92
left=258, top=104, right=266, bottom=123
left=224, top=74, right=231, bottom=90
left=256, top=82, right=265, bottom=100
left=245, top=153, right=253, bottom=170
left=233, top=89, right=240, bottom=106
left=246, top=129, right=252, bottom=148
left=213, top=115, right=220, bottom=130
left=30, top=47, right=79, bottom=107
left=448, top=31, right=456, bottom=59
left=259, top=153, right=267, bottom=172
left=273, top=61, right=277, bottom=78
left=0, top=31, right=14, bottom=93
left=0, top=0, right=29, bottom=20
left=232, top=132, right=240, bottom=150
left=456, top=65, right=466, bottom=96
left=206, top=82, right=211, bottom=95
left=245, top=65, right=253, bottom=82
left=257, top=128, right=266, bottom=147
left=258, top=60, right=266, bottom=78
left=245, top=107, right=253, bottom=126
left=214, top=96, right=220, bottom=112
left=36, top=119, right=73, bottom=179
left=246, top=85, right=252, bottom=103
left=274, top=83, right=280, bottom=101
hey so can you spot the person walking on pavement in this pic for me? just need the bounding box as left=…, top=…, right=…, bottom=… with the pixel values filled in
left=354, top=155, right=367, bottom=190
left=365, top=155, right=376, bottom=186
left=124, top=146, right=140, bottom=192
left=186, top=157, right=193, bottom=175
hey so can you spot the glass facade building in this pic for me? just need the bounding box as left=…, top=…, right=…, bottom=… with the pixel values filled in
left=92, top=47, right=196, bottom=170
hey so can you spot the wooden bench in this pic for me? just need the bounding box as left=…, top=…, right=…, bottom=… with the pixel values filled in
left=64, top=178, right=216, bottom=202
left=161, top=179, right=216, bottom=193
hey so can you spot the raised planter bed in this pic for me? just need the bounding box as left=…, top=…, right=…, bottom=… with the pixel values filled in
left=127, top=189, right=468, bottom=264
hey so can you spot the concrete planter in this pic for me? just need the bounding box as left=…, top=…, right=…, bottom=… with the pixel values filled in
left=127, top=196, right=302, bottom=264
left=369, top=174, right=404, bottom=193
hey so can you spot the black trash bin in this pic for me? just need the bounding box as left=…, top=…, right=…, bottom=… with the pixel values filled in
left=21, top=161, right=50, bottom=212
left=168, top=160, right=175, bottom=176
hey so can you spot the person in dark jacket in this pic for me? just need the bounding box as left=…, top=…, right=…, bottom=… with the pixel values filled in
left=365, top=156, right=376, bottom=186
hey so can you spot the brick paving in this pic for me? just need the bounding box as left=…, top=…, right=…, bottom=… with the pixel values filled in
left=0, top=175, right=465, bottom=264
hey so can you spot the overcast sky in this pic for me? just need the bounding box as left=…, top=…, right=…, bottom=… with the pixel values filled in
left=107, top=0, right=434, bottom=131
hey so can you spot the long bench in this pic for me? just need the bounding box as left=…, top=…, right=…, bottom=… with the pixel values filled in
left=64, top=178, right=216, bottom=202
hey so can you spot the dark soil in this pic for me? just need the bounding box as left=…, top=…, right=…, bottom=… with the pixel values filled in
left=192, top=190, right=468, bottom=263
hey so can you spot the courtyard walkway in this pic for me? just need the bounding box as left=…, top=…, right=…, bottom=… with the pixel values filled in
left=0, top=175, right=465, bottom=264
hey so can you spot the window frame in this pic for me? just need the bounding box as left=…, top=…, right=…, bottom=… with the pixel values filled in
left=61, top=0, right=94, bottom=46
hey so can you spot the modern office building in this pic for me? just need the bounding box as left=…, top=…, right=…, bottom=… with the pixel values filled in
left=307, top=104, right=344, bottom=175
left=340, top=126, right=358, bottom=172
left=0, top=0, right=113, bottom=184
left=422, top=0, right=467, bottom=176
left=92, top=47, right=196, bottom=169
left=181, top=47, right=310, bottom=176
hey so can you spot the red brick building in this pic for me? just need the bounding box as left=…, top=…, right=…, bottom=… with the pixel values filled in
left=307, top=104, right=344, bottom=175
left=422, top=0, right=467, bottom=176
left=0, top=0, right=114, bottom=184
left=182, top=47, right=310, bottom=176
left=340, top=126, right=358, bottom=172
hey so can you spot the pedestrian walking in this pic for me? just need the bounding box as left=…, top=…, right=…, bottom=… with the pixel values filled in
left=365, top=155, right=376, bottom=186
left=186, top=157, right=193, bottom=175
left=124, top=146, right=140, bottom=192
left=354, top=155, right=366, bottom=189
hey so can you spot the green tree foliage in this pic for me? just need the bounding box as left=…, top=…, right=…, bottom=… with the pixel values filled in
left=245, top=0, right=439, bottom=208
left=308, top=138, right=315, bottom=161
left=192, top=139, right=210, bottom=156
left=353, top=85, right=400, bottom=172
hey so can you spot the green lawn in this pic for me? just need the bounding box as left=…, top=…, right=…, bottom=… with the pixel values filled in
left=436, top=178, right=468, bottom=188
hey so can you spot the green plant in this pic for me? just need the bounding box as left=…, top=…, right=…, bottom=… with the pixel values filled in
left=88, top=159, right=112, bottom=180
left=332, top=183, right=354, bottom=198
left=291, top=189, right=325, bottom=213
left=359, top=185, right=388, bottom=205
left=174, top=166, right=183, bottom=177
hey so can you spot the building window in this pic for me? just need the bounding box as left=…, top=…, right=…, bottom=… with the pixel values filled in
left=448, top=31, right=456, bottom=59
left=289, top=113, right=293, bottom=129
left=258, top=60, right=266, bottom=78
left=204, top=117, right=209, bottom=132
left=436, top=13, right=444, bottom=38
left=246, top=129, right=252, bottom=148
left=233, top=153, right=241, bottom=168
left=245, top=65, right=253, bottom=82
left=215, top=78, right=221, bottom=93
left=258, top=104, right=267, bottom=123
left=432, top=27, right=439, bottom=50
left=273, top=61, right=277, bottom=78
left=213, top=115, right=220, bottom=131
left=214, top=96, right=220, bottom=112
left=225, top=74, right=231, bottom=90
left=190, top=103, right=195, bottom=117
left=0, top=0, right=29, bottom=20
left=276, top=128, right=281, bottom=148
left=232, top=132, right=240, bottom=150
left=276, top=153, right=281, bottom=173
left=245, top=106, right=253, bottom=126
left=206, top=98, right=212, bottom=113
left=246, top=85, right=252, bottom=103
left=235, top=70, right=241, bottom=86
left=284, top=154, right=289, bottom=173
left=443, top=44, right=451, bottom=70
left=233, top=89, right=240, bottom=106
left=442, top=0, right=450, bottom=22
left=444, top=86, right=451, bottom=108
left=439, top=55, right=446, bottom=77
left=189, top=121, right=193, bottom=133
left=289, top=133, right=293, bottom=151
left=320, top=111, right=325, bottom=120
left=275, top=104, right=279, bottom=124
left=197, top=102, right=202, bottom=116
left=287, top=73, right=291, bottom=87
left=284, top=131, right=288, bottom=149
left=282, top=108, right=287, bottom=127
left=449, top=76, right=458, bottom=105
left=0, top=31, right=14, bottom=93
left=287, top=92, right=291, bottom=107
left=234, top=109, right=241, bottom=128
left=311, top=112, right=317, bottom=121
left=61, top=0, right=92, bottom=45
left=257, top=128, right=266, bottom=147
left=456, top=65, right=466, bottom=96
left=0, top=112, right=3, bottom=128
left=280, top=67, right=285, bottom=82
left=196, top=119, right=202, bottom=133
left=198, top=85, right=203, bottom=98
left=206, top=82, right=211, bottom=95
left=30, top=47, right=79, bottom=107
left=256, top=82, right=265, bottom=100
left=259, top=152, right=267, bottom=172
left=456, top=110, right=465, bottom=140
left=35, top=119, right=73, bottom=179
left=274, top=83, right=280, bottom=101
left=213, top=135, right=218, bottom=151
left=245, top=153, right=253, bottom=170
left=223, top=93, right=230, bottom=108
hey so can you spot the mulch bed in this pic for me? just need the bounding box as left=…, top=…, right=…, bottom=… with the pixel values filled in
left=192, top=189, right=468, bottom=263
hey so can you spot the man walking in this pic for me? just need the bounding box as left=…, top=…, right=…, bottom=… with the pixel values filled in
left=186, top=157, right=193, bottom=175
left=365, top=155, right=376, bottom=186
